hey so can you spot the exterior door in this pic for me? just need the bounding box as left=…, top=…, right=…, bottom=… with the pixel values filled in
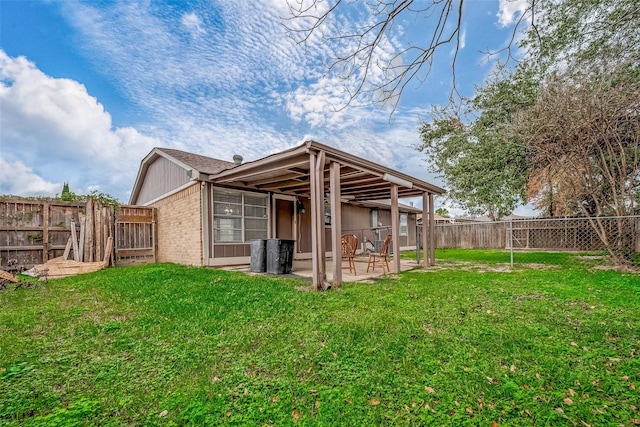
left=275, top=199, right=294, bottom=240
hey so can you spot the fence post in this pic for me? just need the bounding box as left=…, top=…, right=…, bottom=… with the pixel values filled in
left=510, top=219, right=514, bottom=267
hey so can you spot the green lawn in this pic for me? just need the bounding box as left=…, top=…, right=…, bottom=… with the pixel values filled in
left=1, top=252, right=639, bottom=426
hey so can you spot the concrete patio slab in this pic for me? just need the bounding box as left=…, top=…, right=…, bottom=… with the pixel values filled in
left=221, top=256, right=424, bottom=284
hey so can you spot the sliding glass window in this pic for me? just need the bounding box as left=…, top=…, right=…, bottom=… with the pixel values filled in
left=213, top=189, right=268, bottom=243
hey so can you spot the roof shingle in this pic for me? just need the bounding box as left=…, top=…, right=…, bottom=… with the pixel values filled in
left=156, top=148, right=235, bottom=175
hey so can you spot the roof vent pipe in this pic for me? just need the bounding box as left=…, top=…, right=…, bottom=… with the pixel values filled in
left=233, top=154, right=243, bottom=165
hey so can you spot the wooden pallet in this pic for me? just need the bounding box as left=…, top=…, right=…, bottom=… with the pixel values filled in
left=33, top=237, right=113, bottom=280
left=0, top=269, right=19, bottom=286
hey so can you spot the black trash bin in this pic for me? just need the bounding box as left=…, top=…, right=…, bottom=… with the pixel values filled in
left=250, top=239, right=267, bottom=273
left=266, top=239, right=295, bottom=274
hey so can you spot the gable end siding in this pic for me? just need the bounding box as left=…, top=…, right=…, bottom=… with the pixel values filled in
left=137, top=156, right=191, bottom=205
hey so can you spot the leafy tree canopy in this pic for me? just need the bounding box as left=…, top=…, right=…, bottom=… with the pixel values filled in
left=419, top=0, right=639, bottom=219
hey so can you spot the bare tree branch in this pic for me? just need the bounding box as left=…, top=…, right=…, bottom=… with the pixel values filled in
left=284, top=0, right=471, bottom=114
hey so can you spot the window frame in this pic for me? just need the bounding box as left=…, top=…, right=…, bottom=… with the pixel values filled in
left=371, top=209, right=379, bottom=228
left=399, top=213, right=408, bottom=236
left=212, top=188, right=268, bottom=244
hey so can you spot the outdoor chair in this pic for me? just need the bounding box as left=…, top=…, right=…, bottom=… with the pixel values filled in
left=366, top=234, right=391, bottom=274
left=341, top=233, right=359, bottom=275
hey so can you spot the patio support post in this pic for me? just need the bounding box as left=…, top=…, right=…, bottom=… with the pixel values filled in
left=330, top=161, right=342, bottom=287
left=309, top=152, right=320, bottom=290
left=422, top=192, right=430, bottom=268
left=429, top=192, right=435, bottom=265
left=391, top=183, right=400, bottom=273
left=310, top=150, right=329, bottom=290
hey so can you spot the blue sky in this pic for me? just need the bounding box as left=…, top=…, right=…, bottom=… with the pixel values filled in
left=0, top=0, right=529, bottom=212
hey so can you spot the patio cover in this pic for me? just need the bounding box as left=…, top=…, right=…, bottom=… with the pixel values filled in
left=208, top=141, right=445, bottom=290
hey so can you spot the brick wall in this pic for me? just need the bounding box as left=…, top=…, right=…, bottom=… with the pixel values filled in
left=151, top=183, right=203, bottom=265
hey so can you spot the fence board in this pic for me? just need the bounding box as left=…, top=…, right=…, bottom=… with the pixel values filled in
left=115, top=205, right=156, bottom=266
left=1, top=199, right=84, bottom=268
left=1, top=198, right=157, bottom=270
left=435, top=222, right=506, bottom=249
left=434, top=216, right=639, bottom=253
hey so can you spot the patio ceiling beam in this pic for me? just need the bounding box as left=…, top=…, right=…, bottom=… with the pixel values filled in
left=247, top=171, right=307, bottom=186
left=351, top=191, right=425, bottom=201
left=340, top=184, right=397, bottom=197
left=306, top=141, right=445, bottom=195
left=340, top=170, right=368, bottom=179
left=210, top=157, right=310, bottom=183
left=347, top=185, right=425, bottom=197
left=254, top=178, right=310, bottom=191
left=339, top=176, right=382, bottom=187
left=340, top=182, right=390, bottom=192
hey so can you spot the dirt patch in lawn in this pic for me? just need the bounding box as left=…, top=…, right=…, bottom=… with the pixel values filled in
left=419, top=260, right=560, bottom=273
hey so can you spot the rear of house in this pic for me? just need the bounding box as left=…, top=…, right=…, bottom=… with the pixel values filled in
left=130, top=146, right=426, bottom=267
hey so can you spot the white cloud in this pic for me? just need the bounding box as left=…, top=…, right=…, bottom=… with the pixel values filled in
left=497, top=0, right=529, bottom=27
left=181, top=12, right=205, bottom=36
left=61, top=1, right=310, bottom=120
left=0, top=158, right=61, bottom=197
left=1, top=2, right=450, bottom=203
left=0, top=50, right=159, bottom=201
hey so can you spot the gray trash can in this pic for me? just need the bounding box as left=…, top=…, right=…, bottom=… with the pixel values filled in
left=266, top=239, right=295, bottom=274
left=250, top=239, right=267, bottom=272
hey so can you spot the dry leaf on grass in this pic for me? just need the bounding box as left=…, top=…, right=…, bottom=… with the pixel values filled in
left=425, top=386, right=435, bottom=393
left=292, top=410, right=300, bottom=422
left=564, top=397, right=573, bottom=405
left=371, top=399, right=380, bottom=406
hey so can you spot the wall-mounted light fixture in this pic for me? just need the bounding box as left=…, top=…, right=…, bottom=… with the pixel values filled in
left=383, top=173, right=413, bottom=188
left=296, top=198, right=306, bottom=215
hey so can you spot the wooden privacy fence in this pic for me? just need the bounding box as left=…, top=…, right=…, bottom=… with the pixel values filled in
left=0, top=198, right=156, bottom=270
left=433, top=216, right=640, bottom=252
left=115, top=206, right=156, bottom=266
left=435, top=222, right=507, bottom=249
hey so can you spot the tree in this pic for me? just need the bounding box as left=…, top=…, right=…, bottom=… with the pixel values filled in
left=285, top=0, right=638, bottom=111
left=418, top=67, right=536, bottom=219
left=61, top=182, right=72, bottom=201
left=284, top=0, right=533, bottom=111
left=418, top=0, right=638, bottom=218
left=435, top=207, right=449, bottom=217
left=519, top=0, right=640, bottom=78
left=512, top=71, right=640, bottom=262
